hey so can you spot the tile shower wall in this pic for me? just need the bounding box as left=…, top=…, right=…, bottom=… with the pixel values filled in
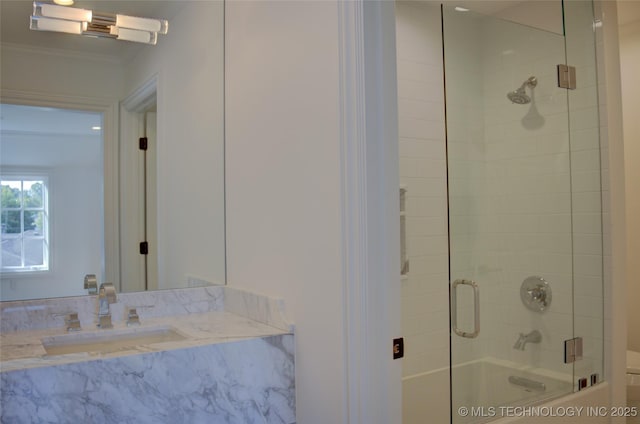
left=396, top=1, right=449, bottom=378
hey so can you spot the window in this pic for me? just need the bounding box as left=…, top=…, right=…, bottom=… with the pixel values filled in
left=1, top=176, right=49, bottom=273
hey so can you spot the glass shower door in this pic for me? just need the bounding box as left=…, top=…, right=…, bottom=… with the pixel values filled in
left=443, top=6, right=576, bottom=422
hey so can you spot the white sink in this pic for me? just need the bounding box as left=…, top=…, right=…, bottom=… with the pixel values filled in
left=42, top=326, right=187, bottom=356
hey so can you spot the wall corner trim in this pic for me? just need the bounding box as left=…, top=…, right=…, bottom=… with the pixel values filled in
left=338, top=1, right=401, bottom=423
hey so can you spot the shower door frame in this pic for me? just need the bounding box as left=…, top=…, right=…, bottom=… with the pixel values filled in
left=442, top=1, right=606, bottom=422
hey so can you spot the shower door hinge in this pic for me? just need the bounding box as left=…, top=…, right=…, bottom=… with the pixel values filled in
left=564, top=337, right=583, bottom=363
left=139, top=241, right=149, bottom=255
left=139, top=137, right=148, bottom=151
left=557, top=64, right=577, bottom=90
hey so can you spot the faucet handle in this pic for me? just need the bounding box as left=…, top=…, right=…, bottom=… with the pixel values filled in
left=97, top=314, right=113, bottom=329
left=127, top=308, right=140, bottom=326
left=66, top=313, right=81, bottom=332
left=84, top=274, right=98, bottom=295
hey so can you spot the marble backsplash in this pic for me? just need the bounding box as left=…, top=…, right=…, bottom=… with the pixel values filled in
left=224, top=286, right=294, bottom=332
left=1, top=285, right=293, bottom=333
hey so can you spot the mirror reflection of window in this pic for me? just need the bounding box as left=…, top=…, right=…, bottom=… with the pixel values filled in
left=0, top=104, right=103, bottom=301
left=1, top=177, right=49, bottom=272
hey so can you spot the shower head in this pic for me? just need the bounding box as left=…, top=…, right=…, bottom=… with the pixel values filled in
left=507, top=76, right=537, bottom=105
left=507, top=88, right=531, bottom=104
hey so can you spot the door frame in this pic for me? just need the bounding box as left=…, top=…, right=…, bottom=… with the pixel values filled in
left=338, top=1, right=402, bottom=422
left=1, top=88, right=120, bottom=286
left=119, top=76, right=158, bottom=292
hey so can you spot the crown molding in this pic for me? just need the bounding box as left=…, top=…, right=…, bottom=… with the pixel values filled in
left=0, top=88, right=118, bottom=110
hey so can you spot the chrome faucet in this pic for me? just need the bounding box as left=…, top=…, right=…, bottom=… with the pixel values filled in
left=97, top=282, right=117, bottom=328
left=513, top=330, right=542, bottom=350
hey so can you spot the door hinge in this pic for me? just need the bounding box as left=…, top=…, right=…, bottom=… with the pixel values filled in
left=557, top=64, right=577, bottom=89
left=393, top=337, right=404, bottom=360
left=139, top=241, right=149, bottom=255
left=564, top=337, right=583, bottom=363
left=139, top=137, right=148, bottom=151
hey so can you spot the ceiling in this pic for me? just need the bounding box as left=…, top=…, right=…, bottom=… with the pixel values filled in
left=0, top=104, right=103, bottom=167
left=618, top=0, right=640, bottom=27
left=0, top=103, right=102, bottom=136
left=0, top=0, right=184, bottom=61
left=445, top=0, right=527, bottom=15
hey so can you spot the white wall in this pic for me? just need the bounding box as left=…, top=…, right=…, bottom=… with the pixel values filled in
left=619, top=13, right=640, bottom=353
left=0, top=44, right=123, bottom=100
left=225, top=2, right=346, bottom=422
left=122, top=1, right=225, bottom=289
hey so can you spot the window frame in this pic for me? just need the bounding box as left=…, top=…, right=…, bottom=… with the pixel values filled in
left=1, top=170, right=51, bottom=275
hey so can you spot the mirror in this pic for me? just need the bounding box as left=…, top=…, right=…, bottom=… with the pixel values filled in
left=0, top=0, right=225, bottom=301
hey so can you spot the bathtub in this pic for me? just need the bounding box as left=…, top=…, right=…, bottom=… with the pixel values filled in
left=403, top=358, right=573, bottom=424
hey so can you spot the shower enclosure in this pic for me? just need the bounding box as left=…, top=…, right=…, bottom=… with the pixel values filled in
left=445, top=2, right=603, bottom=422
left=398, top=1, right=604, bottom=423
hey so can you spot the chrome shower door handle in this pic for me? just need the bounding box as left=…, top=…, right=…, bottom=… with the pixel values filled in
left=451, top=279, right=480, bottom=338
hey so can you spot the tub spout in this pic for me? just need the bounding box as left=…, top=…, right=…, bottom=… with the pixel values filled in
left=513, top=330, right=541, bottom=350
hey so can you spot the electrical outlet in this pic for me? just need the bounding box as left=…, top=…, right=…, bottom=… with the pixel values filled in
left=393, top=338, right=404, bottom=360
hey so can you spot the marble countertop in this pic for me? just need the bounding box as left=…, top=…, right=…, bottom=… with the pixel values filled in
left=0, top=311, right=290, bottom=373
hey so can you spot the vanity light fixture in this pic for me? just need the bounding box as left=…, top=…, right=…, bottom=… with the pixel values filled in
left=32, top=2, right=91, bottom=21
left=29, top=2, right=168, bottom=45
left=30, top=16, right=84, bottom=34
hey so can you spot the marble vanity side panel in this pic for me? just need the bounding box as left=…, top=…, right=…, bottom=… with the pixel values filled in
left=0, top=335, right=295, bottom=424
left=223, top=286, right=295, bottom=332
